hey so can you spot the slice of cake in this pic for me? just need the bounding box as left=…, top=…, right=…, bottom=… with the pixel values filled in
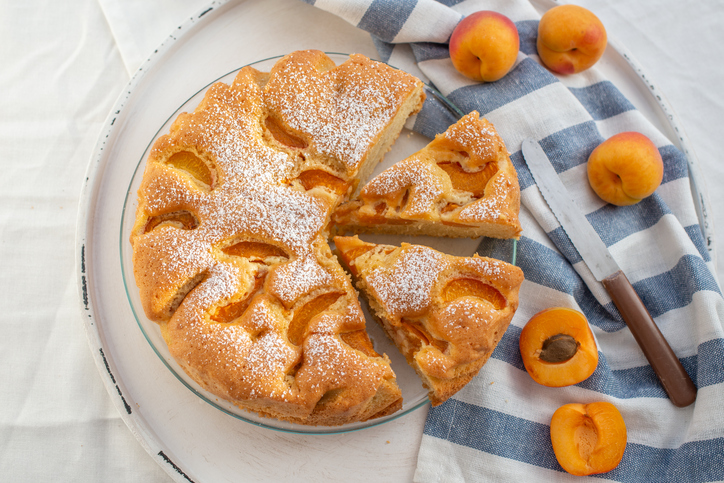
left=130, top=51, right=425, bottom=426
left=333, top=112, right=522, bottom=239
left=334, top=235, right=524, bottom=406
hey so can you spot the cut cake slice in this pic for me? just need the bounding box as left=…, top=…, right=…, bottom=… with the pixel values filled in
left=334, top=235, right=524, bottom=406
left=333, top=111, right=522, bottom=239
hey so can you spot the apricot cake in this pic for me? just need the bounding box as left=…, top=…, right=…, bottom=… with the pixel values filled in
left=333, top=112, right=522, bottom=239
left=131, top=49, right=524, bottom=426
left=130, top=50, right=426, bottom=426
left=334, top=236, right=524, bottom=406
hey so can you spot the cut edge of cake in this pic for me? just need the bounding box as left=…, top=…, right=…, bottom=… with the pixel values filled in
left=332, top=112, right=522, bottom=240
left=334, top=235, right=524, bottom=406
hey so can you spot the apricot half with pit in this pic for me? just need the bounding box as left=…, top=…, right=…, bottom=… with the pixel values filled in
left=550, top=402, right=627, bottom=476
left=519, top=307, right=598, bottom=387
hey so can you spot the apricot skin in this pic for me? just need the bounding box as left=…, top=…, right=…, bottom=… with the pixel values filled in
left=550, top=402, right=627, bottom=476
left=537, top=5, right=607, bottom=74
left=519, top=307, right=598, bottom=387
left=449, top=11, right=520, bottom=82
left=587, top=132, right=664, bottom=206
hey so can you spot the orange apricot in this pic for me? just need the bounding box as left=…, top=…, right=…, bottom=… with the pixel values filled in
left=550, top=402, right=627, bottom=476
left=519, top=307, right=598, bottom=387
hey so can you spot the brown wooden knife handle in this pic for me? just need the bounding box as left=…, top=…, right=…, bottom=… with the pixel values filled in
left=602, top=270, right=697, bottom=408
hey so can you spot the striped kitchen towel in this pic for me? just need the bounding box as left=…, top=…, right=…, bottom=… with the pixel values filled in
left=302, top=0, right=724, bottom=481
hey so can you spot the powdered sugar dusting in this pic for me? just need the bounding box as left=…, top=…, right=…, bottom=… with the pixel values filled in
left=442, top=113, right=499, bottom=166
left=186, top=262, right=241, bottom=312
left=269, top=253, right=333, bottom=305
left=457, top=256, right=505, bottom=278
left=244, top=330, right=296, bottom=399
left=366, top=246, right=448, bottom=317
left=137, top=72, right=333, bottom=308
left=264, top=53, right=418, bottom=170
left=457, top=180, right=507, bottom=221
left=361, top=157, right=445, bottom=216
left=301, top=333, right=387, bottom=394
left=436, top=297, right=494, bottom=335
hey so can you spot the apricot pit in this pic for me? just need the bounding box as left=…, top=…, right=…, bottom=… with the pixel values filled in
left=519, top=307, right=598, bottom=387
left=539, top=333, right=578, bottom=363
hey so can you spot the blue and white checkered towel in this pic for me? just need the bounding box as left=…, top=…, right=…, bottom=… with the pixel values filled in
left=302, top=0, right=724, bottom=481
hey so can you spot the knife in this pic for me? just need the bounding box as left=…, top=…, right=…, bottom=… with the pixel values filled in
left=521, top=138, right=697, bottom=408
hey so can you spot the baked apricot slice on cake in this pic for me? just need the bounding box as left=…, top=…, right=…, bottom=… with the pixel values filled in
left=334, top=235, right=524, bottom=405
left=333, top=112, right=522, bottom=239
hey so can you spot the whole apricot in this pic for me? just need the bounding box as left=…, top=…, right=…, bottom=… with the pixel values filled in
left=519, top=307, right=598, bottom=387
left=537, top=5, right=607, bottom=74
left=550, top=402, right=627, bottom=476
left=587, top=131, right=664, bottom=206
left=449, top=11, right=520, bottom=82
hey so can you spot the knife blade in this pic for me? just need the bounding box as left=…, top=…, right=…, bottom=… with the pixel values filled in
left=521, top=138, right=697, bottom=408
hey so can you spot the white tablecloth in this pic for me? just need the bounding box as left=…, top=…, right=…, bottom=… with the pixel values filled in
left=1, top=0, right=722, bottom=481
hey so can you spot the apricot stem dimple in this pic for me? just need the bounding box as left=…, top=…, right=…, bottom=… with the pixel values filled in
left=539, top=333, right=579, bottom=363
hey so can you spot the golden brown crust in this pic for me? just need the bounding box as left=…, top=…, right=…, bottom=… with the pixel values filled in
left=332, top=112, right=522, bottom=239
left=130, top=51, right=425, bottom=426
left=334, top=235, right=524, bottom=406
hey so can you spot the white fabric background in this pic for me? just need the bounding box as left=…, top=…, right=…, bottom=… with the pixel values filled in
left=1, top=0, right=721, bottom=481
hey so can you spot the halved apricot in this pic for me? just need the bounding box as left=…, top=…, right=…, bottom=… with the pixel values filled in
left=441, top=203, right=460, bottom=214
left=519, top=307, right=598, bottom=387
left=333, top=237, right=375, bottom=276
left=358, top=213, right=414, bottom=225
left=550, top=402, right=627, bottom=476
